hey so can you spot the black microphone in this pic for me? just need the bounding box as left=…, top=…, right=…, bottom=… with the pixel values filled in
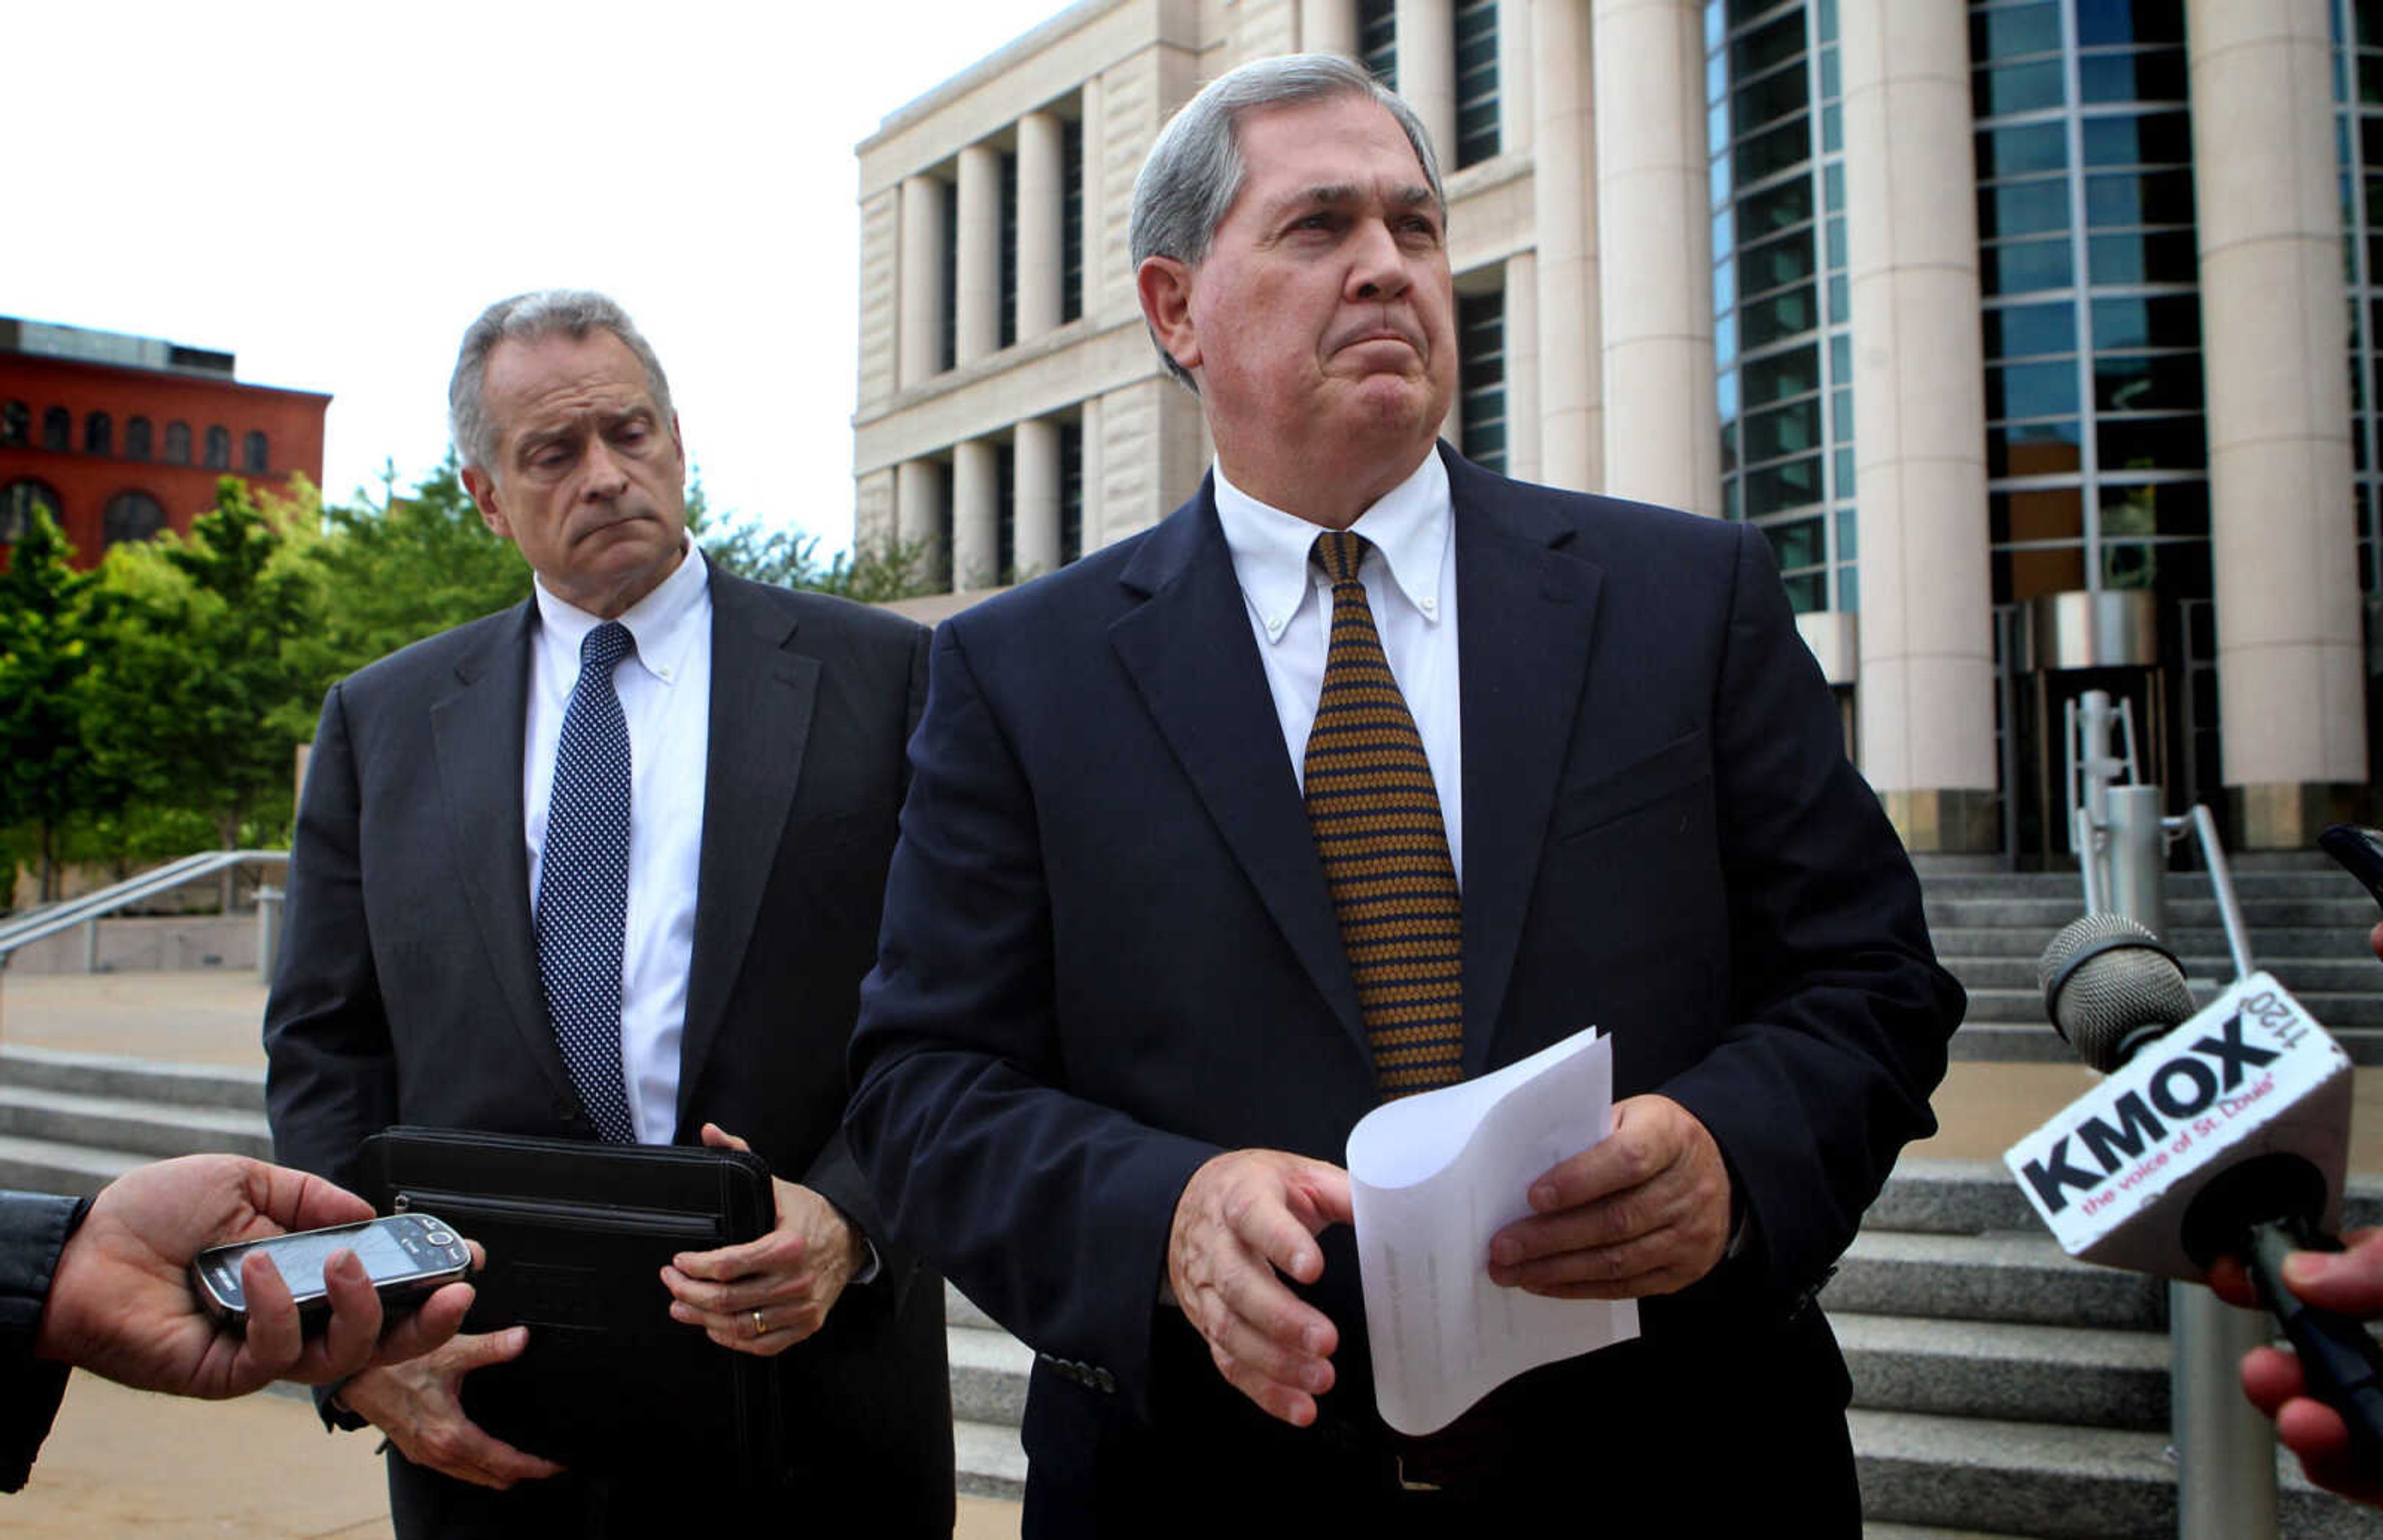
left=2034, top=914, right=2383, bottom=1471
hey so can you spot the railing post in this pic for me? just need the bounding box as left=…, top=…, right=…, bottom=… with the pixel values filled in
left=256, top=885, right=283, bottom=986
left=84, top=918, right=101, bottom=974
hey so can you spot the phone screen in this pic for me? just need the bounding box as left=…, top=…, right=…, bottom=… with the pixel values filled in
left=236, top=1222, right=420, bottom=1298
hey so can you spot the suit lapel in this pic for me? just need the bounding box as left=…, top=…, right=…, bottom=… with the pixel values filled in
left=677, top=574, right=818, bottom=1134
left=1449, top=450, right=1604, bottom=1072
left=428, top=601, right=580, bottom=1104
left=1108, top=486, right=1365, bottom=1049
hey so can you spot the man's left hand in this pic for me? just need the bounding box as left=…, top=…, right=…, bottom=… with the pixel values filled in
left=660, top=1124, right=861, bottom=1356
left=1486, top=1094, right=1733, bottom=1299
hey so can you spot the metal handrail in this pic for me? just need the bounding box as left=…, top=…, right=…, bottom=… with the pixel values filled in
left=0, top=849, right=289, bottom=963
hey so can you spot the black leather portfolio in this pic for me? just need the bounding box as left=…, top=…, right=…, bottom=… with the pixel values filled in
left=357, top=1126, right=785, bottom=1484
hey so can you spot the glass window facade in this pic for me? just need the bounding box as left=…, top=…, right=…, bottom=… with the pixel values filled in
left=1360, top=1, right=1397, bottom=90
left=938, top=179, right=959, bottom=374
left=1458, top=285, right=1508, bottom=472
left=1972, top=0, right=2209, bottom=609
left=2335, top=0, right=2383, bottom=594
left=1454, top=0, right=1501, bottom=169
left=1059, top=419, right=1085, bottom=565
left=1707, top=0, right=1854, bottom=615
left=997, top=440, right=1018, bottom=581
left=1062, top=117, right=1085, bottom=325
left=1000, top=149, right=1020, bottom=350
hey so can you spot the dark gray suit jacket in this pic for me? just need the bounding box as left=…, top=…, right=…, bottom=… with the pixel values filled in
left=266, top=568, right=951, bottom=1530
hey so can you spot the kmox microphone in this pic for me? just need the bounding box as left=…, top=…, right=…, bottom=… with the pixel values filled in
left=2010, top=913, right=2383, bottom=1469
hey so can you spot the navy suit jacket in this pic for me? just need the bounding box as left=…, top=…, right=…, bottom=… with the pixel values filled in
left=847, top=447, right=1963, bottom=1523
left=265, top=569, right=952, bottom=1529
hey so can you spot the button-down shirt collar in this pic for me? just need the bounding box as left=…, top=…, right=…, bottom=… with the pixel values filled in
left=531, top=538, right=708, bottom=688
left=1212, top=450, right=1452, bottom=643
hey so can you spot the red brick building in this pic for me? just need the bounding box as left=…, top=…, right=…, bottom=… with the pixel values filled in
left=0, top=316, right=329, bottom=566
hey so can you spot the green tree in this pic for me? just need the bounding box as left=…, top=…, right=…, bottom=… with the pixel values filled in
left=288, top=455, right=531, bottom=690
left=0, top=504, right=99, bottom=901
left=684, top=470, right=935, bottom=601
left=78, top=478, right=326, bottom=906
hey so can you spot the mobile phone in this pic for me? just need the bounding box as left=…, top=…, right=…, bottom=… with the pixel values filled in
left=2321, top=824, right=2383, bottom=910
left=191, top=1212, right=473, bottom=1334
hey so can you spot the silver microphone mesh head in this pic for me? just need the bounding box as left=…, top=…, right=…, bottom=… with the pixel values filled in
left=2037, top=912, right=2197, bottom=1072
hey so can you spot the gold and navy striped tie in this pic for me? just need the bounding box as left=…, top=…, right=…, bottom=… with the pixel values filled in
left=1302, top=530, right=1464, bottom=1098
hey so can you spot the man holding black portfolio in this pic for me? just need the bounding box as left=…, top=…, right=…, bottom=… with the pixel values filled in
left=266, top=291, right=951, bottom=1535
left=846, top=55, right=1963, bottom=1532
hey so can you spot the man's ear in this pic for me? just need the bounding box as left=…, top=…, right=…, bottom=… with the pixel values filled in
left=1136, top=256, right=1201, bottom=375
left=461, top=465, right=512, bottom=540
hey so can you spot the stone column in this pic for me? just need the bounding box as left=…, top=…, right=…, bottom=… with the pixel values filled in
left=1533, top=0, right=1599, bottom=493
left=1301, top=0, right=1359, bottom=56
left=951, top=439, right=1002, bottom=591
left=1499, top=0, right=1533, bottom=156
left=897, top=175, right=946, bottom=390
left=1017, top=112, right=1067, bottom=340
left=894, top=458, right=947, bottom=590
left=2188, top=0, right=2369, bottom=846
left=1504, top=251, right=1543, bottom=481
left=1396, top=0, right=1457, bottom=169
left=1840, top=0, right=1999, bottom=851
left=955, top=143, right=1003, bottom=365
left=1014, top=417, right=1063, bottom=578
left=1592, top=0, right=1717, bottom=516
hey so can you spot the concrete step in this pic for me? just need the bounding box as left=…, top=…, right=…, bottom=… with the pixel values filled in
left=1927, top=897, right=2383, bottom=930
left=1870, top=1160, right=2383, bottom=1237
left=1945, top=954, right=2383, bottom=995
left=0, top=1045, right=267, bottom=1112
left=1960, top=985, right=2383, bottom=1029
left=1933, top=925, right=2383, bottom=959
left=1823, top=1230, right=2167, bottom=1331
left=946, top=1281, right=1000, bottom=1332
left=948, top=1323, right=1032, bottom=1427
left=1871, top=1158, right=2047, bottom=1234
left=1920, top=871, right=2372, bottom=900
left=953, top=1417, right=1026, bottom=1502
left=0, top=1083, right=272, bottom=1162
left=0, top=1131, right=144, bottom=1196
left=1835, top=1311, right=2168, bottom=1431
left=1850, top=1408, right=2375, bottom=1539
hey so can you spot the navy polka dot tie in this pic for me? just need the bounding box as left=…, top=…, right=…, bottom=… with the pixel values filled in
left=537, top=620, right=639, bottom=1143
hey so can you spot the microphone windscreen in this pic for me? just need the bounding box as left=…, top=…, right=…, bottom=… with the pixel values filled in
left=2037, top=912, right=2198, bottom=1072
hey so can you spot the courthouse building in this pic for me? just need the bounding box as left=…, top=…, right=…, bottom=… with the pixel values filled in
left=851, top=0, right=2379, bottom=859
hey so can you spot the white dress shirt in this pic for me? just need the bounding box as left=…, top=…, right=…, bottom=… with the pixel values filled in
left=1213, top=452, right=1464, bottom=881
left=523, top=542, right=712, bottom=1145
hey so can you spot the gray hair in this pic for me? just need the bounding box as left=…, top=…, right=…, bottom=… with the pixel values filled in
left=1129, top=53, right=1447, bottom=390
left=447, top=290, right=675, bottom=473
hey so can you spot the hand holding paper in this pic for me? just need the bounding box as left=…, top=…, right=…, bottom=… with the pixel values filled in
left=1487, top=1093, right=1733, bottom=1298
left=1347, top=1027, right=1643, bottom=1435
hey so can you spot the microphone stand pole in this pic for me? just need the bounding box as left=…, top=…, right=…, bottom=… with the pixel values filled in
left=2099, top=785, right=2277, bottom=1538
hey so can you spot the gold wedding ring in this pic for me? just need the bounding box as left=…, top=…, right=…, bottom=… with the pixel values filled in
left=751, top=1309, right=768, bottom=1338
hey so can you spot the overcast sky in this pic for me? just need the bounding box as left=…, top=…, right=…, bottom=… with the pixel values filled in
left=14, top=0, right=1076, bottom=552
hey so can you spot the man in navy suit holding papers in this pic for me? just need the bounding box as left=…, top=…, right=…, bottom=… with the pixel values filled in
left=848, top=53, right=1963, bottom=1534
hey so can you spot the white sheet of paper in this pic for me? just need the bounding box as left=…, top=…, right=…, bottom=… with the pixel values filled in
left=1345, top=1026, right=1639, bottom=1435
